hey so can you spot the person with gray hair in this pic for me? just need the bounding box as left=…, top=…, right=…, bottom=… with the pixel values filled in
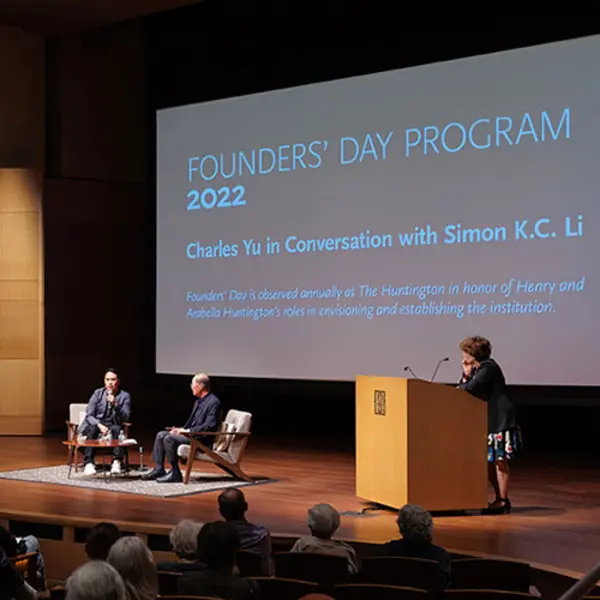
left=290, top=503, right=358, bottom=574
left=65, top=561, right=127, bottom=600
left=156, top=520, right=205, bottom=573
left=142, top=372, right=221, bottom=483
left=107, top=536, right=158, bottom=600
left=379, top=504, right=450, bottom=588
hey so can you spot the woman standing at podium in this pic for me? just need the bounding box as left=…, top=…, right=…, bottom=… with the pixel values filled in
left=458, top=335, right=521, bottom=514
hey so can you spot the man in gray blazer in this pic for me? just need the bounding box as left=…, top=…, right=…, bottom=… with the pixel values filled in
left=79, top=368, right=132, bottom=475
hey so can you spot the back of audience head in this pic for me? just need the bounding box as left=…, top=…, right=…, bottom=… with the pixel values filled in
left=0, top=525, right=17, bottom=556
left=85, top=522, right=122, bottom=560
left=169, top=519, right=202, bottom=560
left=218, top=488, right=248, bottom=521
left=196, top=521, right=239, bottom=573
left=307, top=503, right=340, bottom=540
left=397, top=504, right=433, bottom=544
left=107, top=535, right=158, bottom=600
left=66, top=561, right=127, bottom=600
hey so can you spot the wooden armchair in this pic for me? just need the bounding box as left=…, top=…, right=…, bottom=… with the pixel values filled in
left=177, top=409, right=252, bottom=484
left=66, top=403, right=132, bottom=471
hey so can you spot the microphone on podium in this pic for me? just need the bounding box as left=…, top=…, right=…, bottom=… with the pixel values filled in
left=430, top=357, right=450, bottom=382
left=404, top=365, right=419, bottom=379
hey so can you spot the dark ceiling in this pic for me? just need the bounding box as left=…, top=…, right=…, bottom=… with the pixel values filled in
left=0, top=0, right=202, bottom=36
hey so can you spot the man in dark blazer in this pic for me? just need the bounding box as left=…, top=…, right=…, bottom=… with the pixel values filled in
left=79, top=368, right=132, bottom=476
left=142, top=372, right=221, bottom=483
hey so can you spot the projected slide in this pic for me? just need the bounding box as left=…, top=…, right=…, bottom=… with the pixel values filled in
left=157, top=35, right=600, bottom=385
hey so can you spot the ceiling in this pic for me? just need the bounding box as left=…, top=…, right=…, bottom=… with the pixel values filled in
left=0, top=0, right=202, bottom=36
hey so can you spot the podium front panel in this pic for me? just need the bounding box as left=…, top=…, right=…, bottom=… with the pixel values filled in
left=356, top=375, right=408, bottom=508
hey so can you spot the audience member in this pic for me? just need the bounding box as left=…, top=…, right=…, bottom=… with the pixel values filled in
left=218, top=488, right=272, bottom=575
left=156, top=519, right=204, bottom=573
left=291, top=503, right=358, bottom=574
left=0, top=525, right=46, bottom=591
left=0, top=545, right=38, bottom=600
left=65, top=561, right=127, bottom=600
left=85, top=522, right=122, bottom=561
left=178, top=521, right=257, bottom=600
left=379, top=504, right=451, bottom=588
left=107, top=536, right=158, bottom=600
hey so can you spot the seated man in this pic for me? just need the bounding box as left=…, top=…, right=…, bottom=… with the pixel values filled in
left=0, top=526, right=45, bottom=592
left=84, top=522, right=122, bottom=561
left=142, top=372, right=221, bottom=483
left=379, top=503, right=451, bottom=589
left=291, top=503, right=359, bottom=575
left=79, top=368, right=132, bottom=475
left=218, top=488, right=272, bottom=576
left=0, top=545, right=38, bottom=600
left=178, top=522, right=257, bottom=600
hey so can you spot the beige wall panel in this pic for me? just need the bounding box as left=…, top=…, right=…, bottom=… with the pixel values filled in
left=0, top=280, right=39, bottom=301
left=0, top=212, right=41, bottom=280
left=0, top=358, right=42, bottom=434
left=0, top=300, right=39, bottom=359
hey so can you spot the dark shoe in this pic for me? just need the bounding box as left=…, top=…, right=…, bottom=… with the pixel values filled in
left=484, top=497, right=511, bottom=514
left=141, top=468, right=166, bottom=481
left=156, top=471, right=183, bottom=483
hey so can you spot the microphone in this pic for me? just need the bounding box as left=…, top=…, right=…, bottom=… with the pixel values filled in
left=404, top=365, right=419, bottom=379
left=430, top=357, right=450, bottom=383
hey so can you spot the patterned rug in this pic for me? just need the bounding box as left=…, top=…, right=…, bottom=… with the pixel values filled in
left=0, top=465, right=275, bottom=498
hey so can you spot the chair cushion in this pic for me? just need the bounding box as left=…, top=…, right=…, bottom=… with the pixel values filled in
left=69, top=403, right=88, bottom=424
left=176, top=409, right=253, bottom=463
left=214, top=421, right=237, bottom=452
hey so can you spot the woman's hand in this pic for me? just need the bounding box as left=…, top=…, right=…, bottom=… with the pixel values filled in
left=461, top=353, right=478, bottom=380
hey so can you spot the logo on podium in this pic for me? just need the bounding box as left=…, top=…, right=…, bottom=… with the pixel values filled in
left=374, top=390, right=386, bottom=415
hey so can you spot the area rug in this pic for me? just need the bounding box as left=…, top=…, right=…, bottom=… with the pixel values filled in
left=0, top=465, right=275, bottom=498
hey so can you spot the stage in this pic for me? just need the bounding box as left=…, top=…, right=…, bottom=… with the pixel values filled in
left=0, top=435, right=599, bottom=579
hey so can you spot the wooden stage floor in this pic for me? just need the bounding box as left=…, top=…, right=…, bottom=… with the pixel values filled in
left=0, top=435, right=598, bottom=576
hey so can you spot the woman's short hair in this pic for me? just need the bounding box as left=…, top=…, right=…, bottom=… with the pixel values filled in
left=307, top=503, right=340, bottom=539
left=460, top=336, right=492, bottom=362
left=107, top=536, right=158, bottom=600
left=66, top=561, right=127, bottom=600
left=169, top=519, right=202, bottom=560
left=397, top=504, right=434, bottom=544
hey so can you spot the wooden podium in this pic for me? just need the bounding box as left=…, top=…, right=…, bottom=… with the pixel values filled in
left=356, top=375, right=488, bottom=511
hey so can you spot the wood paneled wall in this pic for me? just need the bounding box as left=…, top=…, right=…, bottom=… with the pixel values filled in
left=0, top=170, right=44, bottom=434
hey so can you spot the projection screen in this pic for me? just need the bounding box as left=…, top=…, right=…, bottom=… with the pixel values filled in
left=156, top=35, right=600, bottom=386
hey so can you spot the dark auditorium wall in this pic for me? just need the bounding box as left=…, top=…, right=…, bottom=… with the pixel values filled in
left=43, top=20, right=148, bottom=430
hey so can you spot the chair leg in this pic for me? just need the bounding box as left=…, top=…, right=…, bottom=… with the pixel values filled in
left=184, top=442, right=196, bottom=484
left=218, top=461, right=252, bottom=482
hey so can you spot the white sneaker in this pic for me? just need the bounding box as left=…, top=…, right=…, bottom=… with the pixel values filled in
left=110, top=460, right=122, bottom=475
left=83, top=463, right=96, bottom=476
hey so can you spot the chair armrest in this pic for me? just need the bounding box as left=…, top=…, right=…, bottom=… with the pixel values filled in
left=182, top=431, right=251, bottom=439
left=66, top=421, right=78, bottom=441
left=9, top=551, right=38, bottom=564
left=10, top=552, right=40, bottom=587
